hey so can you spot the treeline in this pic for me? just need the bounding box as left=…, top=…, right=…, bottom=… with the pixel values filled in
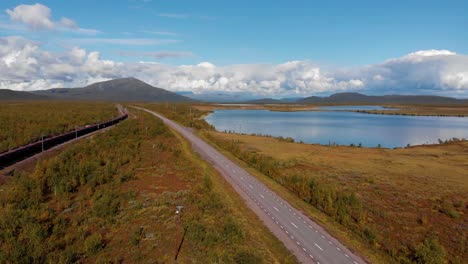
left=0, top=102, right=116, bottom=153
left=203, top=133, right=447, bottom=264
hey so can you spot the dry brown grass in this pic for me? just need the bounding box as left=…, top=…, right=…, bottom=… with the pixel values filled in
left=0, top=108, right=296, bottom=263
left=356, top=105, right=468, bottom=117
left=206, top=131, right=468, bottom=263
left=193, top=104, right=317, bottom=112
left=194, top=103, right=468, bottom=117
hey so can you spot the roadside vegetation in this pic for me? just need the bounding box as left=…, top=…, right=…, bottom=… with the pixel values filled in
left=138, top=103, right=468, bottom=263
left=0, top=102, right=117, bottom=152
left=0, top=106, right=295, bottom=263
left=203, top=131, right=467, bottom=263
left=135, top=103, right=214, bottom=130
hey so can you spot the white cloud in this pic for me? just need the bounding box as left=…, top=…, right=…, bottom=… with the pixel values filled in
left=141, top=30, right=179, bottom=36
left=5, top=3, right=99, bottom=34
left=59, top=17, right=77, bottom=28
left=68, top=38, right=180, bottom=45
left=0, top=37, right=467, bottom=98
left=118, top=51, right=193, bottom=59
left=406, top=49, right=456, bottom=57
left=6, top=3, right=54, bottom=30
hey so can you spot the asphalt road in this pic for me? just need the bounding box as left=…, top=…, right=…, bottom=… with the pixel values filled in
left=137, top=107, right=367, bottom=264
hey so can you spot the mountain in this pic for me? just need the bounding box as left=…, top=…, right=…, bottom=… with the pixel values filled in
left=298, top=92, right=468, bottom=105
left=180, top=91, right=259, bottom=102
left=246, top=98, right=283, bottom=104
left=245, top=97, right=305, bottom=104
left=279, top=97, right=304, bottom=103
left=33, top=78, right=194, bottom=102
left=0, top=89, right=50, bottom=101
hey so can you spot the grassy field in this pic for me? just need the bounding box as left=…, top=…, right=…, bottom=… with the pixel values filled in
left=194, top=103, right=468, bottom=117
left=203, top=131, right=468, bottom=263
left=0, top=102, right=117, bottom=152
left=355, top=105, right=468, bottom=117
left=132, top=103, right=468, bottom=263
left=194, top=104, right=317, bottom=112
left=0, top=106, right=295, bottom=263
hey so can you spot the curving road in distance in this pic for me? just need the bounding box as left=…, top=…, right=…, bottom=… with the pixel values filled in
left=136, top=107, right=367, bottom=264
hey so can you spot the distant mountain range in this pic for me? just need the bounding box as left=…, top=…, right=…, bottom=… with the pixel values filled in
left=1, top=78, right=467, bottom=105
left=179, top=91, right=258, bottom=102
left=245, top=98, right=298, bottom=104
left=246, top=93, right=468, bottom=105
left=32, top=78, right=193, bottom=102
left=0, top=89, right=50, bottom=101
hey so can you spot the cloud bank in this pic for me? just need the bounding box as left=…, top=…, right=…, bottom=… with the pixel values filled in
left=1, top=36, right=467, bottom=97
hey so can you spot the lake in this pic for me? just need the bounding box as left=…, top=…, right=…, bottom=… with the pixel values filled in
left=205, top=109, right=468, bottom=148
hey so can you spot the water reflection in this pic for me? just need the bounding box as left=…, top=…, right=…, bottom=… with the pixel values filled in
left=205, top=110, right=468, bottom=148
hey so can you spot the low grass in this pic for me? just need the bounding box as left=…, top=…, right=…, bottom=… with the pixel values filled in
left=167, top=115, right=297, bottom=263
left=355, top=105, right=468, bottom=117
left=203, top=131, right=467, bottom=263
left=194, top=103, right=468, bottom=117
left=0, top=102, right=117, bottom=152
left=193, top=104, right=317, bottom=112
left=0, top=106, right=295, bottom=263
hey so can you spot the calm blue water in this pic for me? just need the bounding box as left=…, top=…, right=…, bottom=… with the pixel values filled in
left=205, top=110, right=468, bottom=148
left=317, top=105, right=396, bottom=111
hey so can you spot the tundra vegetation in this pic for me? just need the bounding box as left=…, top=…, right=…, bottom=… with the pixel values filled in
left=0, top=107, right=295, bottom=263
left=354, top=105, right=468, bottom=117
left=193, top=104, right=468, bottom=117
left=204, top=132, right=467, bottom=264
left=142, top=103, right=467, bottom=263
left=0, top=102, right=117, bottom=152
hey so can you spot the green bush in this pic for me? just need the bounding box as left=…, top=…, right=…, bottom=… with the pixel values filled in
left=439, top=203, right=459, bottom=218
left=363, top=227, right=377, bottom=244
left=92, top=189, right=120, bottom=220
left=233, top=250, right=263, bottom=264
left=131, top=226, right=144, bottom=246
left=413, top=238, right=446, bottom=264
left=84, top=234, right=105, bottom=255
left=223, top=217, right=245, bottom=243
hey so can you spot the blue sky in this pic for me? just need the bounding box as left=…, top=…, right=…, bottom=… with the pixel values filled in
left=0, top=1, right=467, bottom=97
left=2, top=0, right=467, bottom=65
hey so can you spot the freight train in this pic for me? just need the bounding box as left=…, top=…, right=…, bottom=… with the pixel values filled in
left=0, top=112, right=128, bottom=170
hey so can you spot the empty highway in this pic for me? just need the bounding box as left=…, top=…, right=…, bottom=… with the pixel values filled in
left=136, top=107, right=366, bottom=264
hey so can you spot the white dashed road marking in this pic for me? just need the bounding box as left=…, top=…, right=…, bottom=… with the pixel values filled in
left=314, top=243, right=323, bottom=251
left=138, top=108, right=366, bottom=264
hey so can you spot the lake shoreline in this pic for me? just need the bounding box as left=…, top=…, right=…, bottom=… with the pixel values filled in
left=195, top=104, right=468, bottom=117
left=205, top=108, right=468, bottom=148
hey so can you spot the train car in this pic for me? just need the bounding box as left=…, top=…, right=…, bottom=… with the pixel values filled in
left=0, top=113, right=128, bottom=170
